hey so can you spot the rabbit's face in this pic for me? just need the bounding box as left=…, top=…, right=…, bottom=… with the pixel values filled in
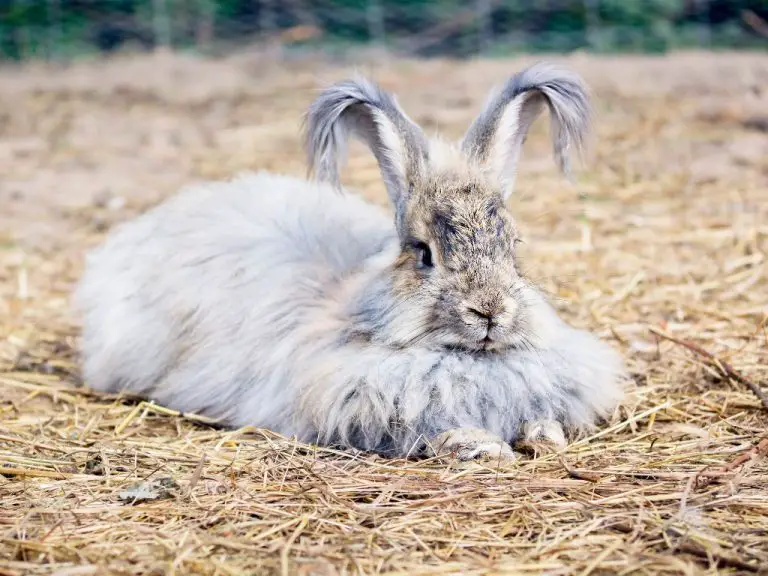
left=391, top=174, right=550, bottom=353
left=306, top=66, right=590, bottom=352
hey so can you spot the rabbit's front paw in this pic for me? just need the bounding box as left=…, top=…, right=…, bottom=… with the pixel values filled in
left=428, top=427, right=516, bottom=461
left=518, top=420, right=567, bottom=452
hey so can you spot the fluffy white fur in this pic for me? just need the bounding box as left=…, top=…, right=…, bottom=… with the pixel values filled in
left=76, top=64, right=625, bottom=458
left=76, top=171, right=624, bottom=456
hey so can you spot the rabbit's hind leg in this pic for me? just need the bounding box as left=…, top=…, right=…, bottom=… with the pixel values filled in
left=427, top=427, right=517, bottom=462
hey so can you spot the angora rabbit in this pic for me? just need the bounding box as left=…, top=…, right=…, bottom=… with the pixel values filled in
left=75, top=63, right=625, bottom=460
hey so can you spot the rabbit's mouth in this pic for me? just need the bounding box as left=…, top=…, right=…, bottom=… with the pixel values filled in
left=480, top=335, right=494, bottom=351
left=443, top=336, right=507, bottom=354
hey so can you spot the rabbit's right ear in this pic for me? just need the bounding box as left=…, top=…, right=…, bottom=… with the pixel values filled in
left=304, top=76, right=428, bottom=234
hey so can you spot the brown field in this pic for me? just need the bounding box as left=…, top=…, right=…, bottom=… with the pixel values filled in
left=1, top=50, right=767, bottom=575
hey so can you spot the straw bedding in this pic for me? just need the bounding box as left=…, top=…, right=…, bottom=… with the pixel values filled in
left=1, top=50, right=767, bottom=575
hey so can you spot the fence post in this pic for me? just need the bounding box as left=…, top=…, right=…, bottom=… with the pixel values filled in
left=367, top=0, right=385, bottom=46
left=46, top=0, right=62, bottom=60
left=693, top=0, right=711, bottom=47
left=152, top=0, right=172, bottom=48
left=259, top=0, right=277, bottom=37
left=197, top=0, right=216, bottom=47
left=477, top=0, right=492, bottom=55
left=584, top=0, right=600, bottom=51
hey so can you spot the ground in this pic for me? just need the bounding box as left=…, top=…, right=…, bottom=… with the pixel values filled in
left=1, top=49, right=767, bottom=575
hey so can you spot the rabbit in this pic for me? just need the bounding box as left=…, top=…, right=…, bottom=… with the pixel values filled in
left=74, top=62, right=625, bottom=461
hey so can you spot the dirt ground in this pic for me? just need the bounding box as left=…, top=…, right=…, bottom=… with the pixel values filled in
left=1, top=49, right=767, bottom=575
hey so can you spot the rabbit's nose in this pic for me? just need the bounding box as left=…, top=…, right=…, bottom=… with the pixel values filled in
left=466, top=306, right=495, bottom=324
left=465, top=301, right=506, bottom=328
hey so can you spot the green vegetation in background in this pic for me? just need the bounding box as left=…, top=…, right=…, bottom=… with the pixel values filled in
left=0, top=0, right=766, bottom=61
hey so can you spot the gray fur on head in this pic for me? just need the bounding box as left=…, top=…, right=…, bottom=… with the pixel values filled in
left=75, top=63, right=625, bottom=460
left=461, top=62, right=591, bottom=197
left=304, top=75, right=428, bottom=234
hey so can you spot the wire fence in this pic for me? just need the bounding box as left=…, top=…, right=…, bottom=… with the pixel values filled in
left=1, top=0, right=767, bottom=62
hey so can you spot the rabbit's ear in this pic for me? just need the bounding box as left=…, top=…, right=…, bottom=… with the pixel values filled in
left=305, top=75, right=428, bottom=231
left=460, top=63, right=591, bottom=199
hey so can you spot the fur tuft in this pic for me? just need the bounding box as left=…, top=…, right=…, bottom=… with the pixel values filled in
left=461, top=62, right=591, bottom=196
left=303, top=75, right=427, bottom=232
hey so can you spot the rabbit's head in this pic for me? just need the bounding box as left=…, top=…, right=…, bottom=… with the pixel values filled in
left=305, top=63, right=590, bottom=352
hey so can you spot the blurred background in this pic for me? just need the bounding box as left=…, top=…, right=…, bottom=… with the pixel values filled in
left=1, top=4, right=767, bottom=573
left=1, top=0, right=767, bottom=62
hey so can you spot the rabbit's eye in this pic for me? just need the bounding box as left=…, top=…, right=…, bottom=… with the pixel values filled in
left=413, top=241, right=433, bottom=269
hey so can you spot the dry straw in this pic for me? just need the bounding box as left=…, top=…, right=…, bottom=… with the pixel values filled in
left=1, top=51, right=767, bottom=574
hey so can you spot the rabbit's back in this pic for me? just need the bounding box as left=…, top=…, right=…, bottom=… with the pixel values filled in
left=75, top=172, right=394, bottom=427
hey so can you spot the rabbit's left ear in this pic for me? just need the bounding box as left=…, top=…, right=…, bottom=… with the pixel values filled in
left=460, top=63, right=591, bottom=199
left=305, top=75, right=428, bottom=236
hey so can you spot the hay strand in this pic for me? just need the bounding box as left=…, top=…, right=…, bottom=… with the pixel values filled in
left=650, top=326, right=768, bottom=411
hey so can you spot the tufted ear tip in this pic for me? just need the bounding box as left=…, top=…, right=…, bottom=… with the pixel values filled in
left=303, top=76, right=428, bottom=234
left=460, top=62, right=592, bottom=199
